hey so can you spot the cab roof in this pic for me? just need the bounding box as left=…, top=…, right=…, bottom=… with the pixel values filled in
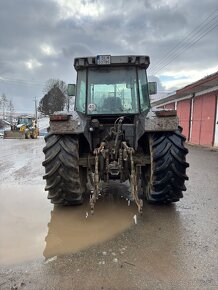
left=74, top=55, right=150, bottom=70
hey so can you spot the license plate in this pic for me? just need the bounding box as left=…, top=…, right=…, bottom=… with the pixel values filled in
left=96, top=55, right=111, bottom=65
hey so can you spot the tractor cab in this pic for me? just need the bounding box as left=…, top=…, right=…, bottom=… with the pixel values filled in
left=17, top=117, right=34, bottom=126
left=68, top=55, right=157, bottom=116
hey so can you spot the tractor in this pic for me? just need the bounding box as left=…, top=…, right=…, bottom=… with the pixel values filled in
left=43, top=55, right=189, bottom=213
left=4, top=116, right=39, bottom=139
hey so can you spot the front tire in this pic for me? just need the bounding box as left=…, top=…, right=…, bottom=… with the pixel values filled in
left=43, top=134, right=85, bottom=205
left=142, top=128, right=189, bottom=203
left=25, top=131, right=30, bottom=139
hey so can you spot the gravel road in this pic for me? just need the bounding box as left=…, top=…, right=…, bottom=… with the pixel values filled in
left=0, top=138, right=217, bottom=289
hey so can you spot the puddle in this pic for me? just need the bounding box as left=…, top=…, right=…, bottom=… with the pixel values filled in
left=0, top=184, right=52, bottom=265
left=0, top=182, right=136, bottom=265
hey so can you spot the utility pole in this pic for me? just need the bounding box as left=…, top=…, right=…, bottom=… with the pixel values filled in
left=34, top=97, right=38, bottom=123
left=67, top=94, right=70, bottom=112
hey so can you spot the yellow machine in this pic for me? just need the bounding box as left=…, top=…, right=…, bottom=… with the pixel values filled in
left=4, top=116, right=39, bottom=139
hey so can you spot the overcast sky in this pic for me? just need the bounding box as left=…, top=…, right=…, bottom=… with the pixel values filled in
left=0, top=0, right=217, bottom=112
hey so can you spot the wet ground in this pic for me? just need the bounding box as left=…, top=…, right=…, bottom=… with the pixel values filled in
left=0, top=138, right=217, bottom=289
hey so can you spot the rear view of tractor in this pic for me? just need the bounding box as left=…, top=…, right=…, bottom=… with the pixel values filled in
left=43, top=55, right=189, bottom=213
left=4, top=116, right=39, bottom=139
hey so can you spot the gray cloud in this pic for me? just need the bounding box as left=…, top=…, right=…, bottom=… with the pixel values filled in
left=0, top=0, right=217, bottom=111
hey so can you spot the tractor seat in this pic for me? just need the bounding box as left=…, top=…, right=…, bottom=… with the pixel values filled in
left=102, top=97, right=123, bottom=111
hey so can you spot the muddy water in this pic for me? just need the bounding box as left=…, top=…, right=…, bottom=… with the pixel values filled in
left=0, top=182, right=136, bottom=265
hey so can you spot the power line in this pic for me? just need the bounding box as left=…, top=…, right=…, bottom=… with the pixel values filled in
left=150, top=19, right=218, bottom=75
left=150, top=10, right=218, bottom=72
left=151, top=22, right=218, bottom=75
left=149, top=9, right=218, bottom=75
left=149, top=10, right=218, bottom=73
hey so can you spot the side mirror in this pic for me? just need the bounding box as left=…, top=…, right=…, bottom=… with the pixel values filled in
left=148, top=82, right=157, bottom=95
left=67, top=84, right=76, bottom=96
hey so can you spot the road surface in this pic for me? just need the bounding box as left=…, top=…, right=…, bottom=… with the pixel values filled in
left=0, top=138, right=217, bottom=289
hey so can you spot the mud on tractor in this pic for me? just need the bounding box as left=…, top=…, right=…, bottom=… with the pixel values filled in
left=43, top=55, right=189, bottom=213
left=4, top=116, right=39, bottom=139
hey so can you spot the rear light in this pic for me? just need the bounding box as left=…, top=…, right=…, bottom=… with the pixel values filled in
left=155, top=109, right=177, bottom=117
left=50, top=114, right=69, bottom=121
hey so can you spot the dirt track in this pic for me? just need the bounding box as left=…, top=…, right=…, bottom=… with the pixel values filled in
left=0, top=138, right=218, bottom=289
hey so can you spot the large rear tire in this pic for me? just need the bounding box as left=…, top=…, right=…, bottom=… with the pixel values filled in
left=142, top=128, right=189, bottom=203
left=43, top=134, right=85, bottom=205
left=31, top=130, right=38, bottom=139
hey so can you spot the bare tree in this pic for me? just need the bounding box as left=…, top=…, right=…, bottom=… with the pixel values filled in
left=0, top=93, right=8, bottom=120
left=0, top=119, right=4, bottom=129
left=8, top=100, right=15, bottom=123
left=43, top=79, right=67, bottom=95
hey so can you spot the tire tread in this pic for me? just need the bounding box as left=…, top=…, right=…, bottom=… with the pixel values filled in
left=146, top=129, right=189, bottom=203
left=43, top=134, right=84, bottom=205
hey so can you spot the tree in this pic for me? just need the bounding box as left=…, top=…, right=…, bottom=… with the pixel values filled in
left=38, top=79, right=67, bottom=115
left=43, top=79, right=67, bottom=95
left=0, top=119, right=4, bottom=129
left=0, top=93, right=8, bottom=120
left=38, top=86, right=67, bottom=115
left=44, top=79, right=72, bottom=111
left=8, top=100, right=15, bottom=123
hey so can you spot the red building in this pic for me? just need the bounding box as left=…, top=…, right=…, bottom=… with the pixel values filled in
left=152, top=72, right=218, bottom=147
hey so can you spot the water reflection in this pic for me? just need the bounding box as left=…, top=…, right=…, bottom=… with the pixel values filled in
left=43, top=181, right=136, bottom=260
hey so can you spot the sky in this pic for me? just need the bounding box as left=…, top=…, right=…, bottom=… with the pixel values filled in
left=0, top=0, right=217, bottom=112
